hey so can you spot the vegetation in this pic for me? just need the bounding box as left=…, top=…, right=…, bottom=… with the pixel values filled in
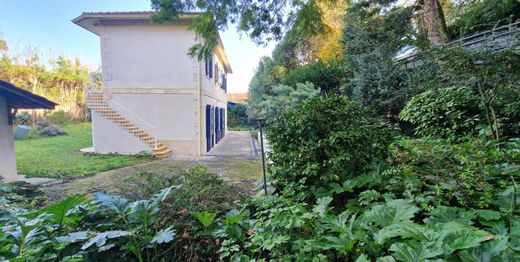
left=259, top=82, right=320, bottom=121
left=35, top=121, right=68, bottom=137
left=15, top=123, right=152, bottom=178
left=0, top=35, right=94, bottom=121
left=0, top=165, right=250, bottom=261
left=446, top=0, right=520, bottom=38
left=400, top=86, right=482, bottom=140
left=268, top=96, right=392, bottom=200
left=227, top=103, right=251, bottom=130
left=2, top=0, right=519, bottom=260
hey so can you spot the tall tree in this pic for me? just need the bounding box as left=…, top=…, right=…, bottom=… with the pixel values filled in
left=420, top=0, right=449, bottom=45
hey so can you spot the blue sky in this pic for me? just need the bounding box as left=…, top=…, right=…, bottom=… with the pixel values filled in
left=0, top=0, right=275, bottom=93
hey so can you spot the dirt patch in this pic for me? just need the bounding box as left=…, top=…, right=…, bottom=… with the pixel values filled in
left=40, top=156, right=262, bottom=201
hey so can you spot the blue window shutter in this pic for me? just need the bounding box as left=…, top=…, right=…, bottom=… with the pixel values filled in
left=209, top=57, right=213, bottom=78
left=205, top=105, right=211, bottom=152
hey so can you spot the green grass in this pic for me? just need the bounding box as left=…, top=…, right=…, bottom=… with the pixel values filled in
left=15, top=123, right=153, bottom=178
left=228, top=123, right=254, bottom=131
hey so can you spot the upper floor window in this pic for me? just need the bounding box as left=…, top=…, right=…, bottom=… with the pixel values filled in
left=205, top=56, right=213, bottom=79
left=214, top=63, right=219, bottom=84
left=219, top=71, right=227, bottom=92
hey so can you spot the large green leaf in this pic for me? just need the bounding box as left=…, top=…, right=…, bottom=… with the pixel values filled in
left=129, top=200, right=158, bottom=226
left=364, top=199, right=419, bottom=227
left=55, top=231, right=89, bottom=244
left=150, top=227, right=176, bottom=245
left=81, top=231, right=132, bottom=250
left=312, top=196, right=333, bottom=216
left=39, top=195, right=87, bottom=230
left=374, top=221, right=426, bottom=244
left=389, top=242, right=444, bottom=262
left=458, top=235, right=508, bottom=262
left=424, top=206, right=476, bottom=225
left=192, top=211, right=217, bottom=228
left=93, top=192, right=129, bottom=215
left=151, top=185, right=181, bottom=204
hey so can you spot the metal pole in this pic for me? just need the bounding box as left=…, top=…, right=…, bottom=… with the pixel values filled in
left=258, top=120, right=268, bottom=196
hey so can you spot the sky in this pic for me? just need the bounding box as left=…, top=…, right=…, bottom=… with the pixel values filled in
left=0, top=0, right=276, bottom=93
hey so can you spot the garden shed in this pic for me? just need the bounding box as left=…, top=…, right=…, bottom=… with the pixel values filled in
left=0, top=80, right=56, bottom=181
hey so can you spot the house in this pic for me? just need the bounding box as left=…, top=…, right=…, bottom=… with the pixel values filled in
left=228, top=92, right=249, bottom=104
left=0, top=80, right=56, bottom=182
left=73, top=12, right=232, bottom=157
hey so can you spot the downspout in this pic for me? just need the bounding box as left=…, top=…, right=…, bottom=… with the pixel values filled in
left=197, top=58, right=203, bottom=156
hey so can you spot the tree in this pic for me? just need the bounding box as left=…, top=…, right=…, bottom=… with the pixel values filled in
left=0, top=35, right=91, bottom=121
left=342, top=1, right=415, bottom=116
left=259, top=82, right=320, bottom=121
left=421, top=0, right=449, bottom=45
left=151, top=0, right=338, bottom=58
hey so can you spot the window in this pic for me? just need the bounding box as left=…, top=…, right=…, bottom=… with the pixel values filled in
left=205, top=56, right=213, bottom=78
left=219, top=71, right=227, bottom=92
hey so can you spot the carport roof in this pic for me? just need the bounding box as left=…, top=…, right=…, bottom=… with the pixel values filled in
left=0, top=80, right=57, bottom=109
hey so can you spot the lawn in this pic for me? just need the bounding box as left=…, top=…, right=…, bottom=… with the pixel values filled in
left=15, top=123, right=153, bottom=178
left=228, top=123, right=255, bottom=131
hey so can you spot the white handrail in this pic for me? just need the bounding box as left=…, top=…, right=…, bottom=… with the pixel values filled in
left=86, top=89, right=158, bottom=149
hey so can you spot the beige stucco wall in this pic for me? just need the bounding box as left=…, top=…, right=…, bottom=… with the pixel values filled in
left=91, top=111, right=151, bottom=154
left=92, top=92, right=200, bottom=155
left=0, top=96, right=18, bottom=181
left=91, top=21, right=228, bottom=156
left=100, top=23, right=199, bottom=89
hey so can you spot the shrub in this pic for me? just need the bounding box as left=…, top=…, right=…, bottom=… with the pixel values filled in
left=227, top=103, right=249, bottom=127
left=259, top=82, right=320, bottom=121
left=399, top=86, right=482, bottom=140
left=47, top=110, right=75, bottom=125
left=36, top=121, right=68, bottom=136
left=388, top=137, right=520, bottom=209
left=267, top=96, right=392, bottom=199
left=207, top=138, right=520, bottom=261
left=13, top=111, right=32, bottom=125
left=281, top=59, right=344, bottom=93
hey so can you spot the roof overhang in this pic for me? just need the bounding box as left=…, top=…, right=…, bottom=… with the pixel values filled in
left=72, top=11, right=200, bottom=36
left=0, top=80, right=57, bottom=109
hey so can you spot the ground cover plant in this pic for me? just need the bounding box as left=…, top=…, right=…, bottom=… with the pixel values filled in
left=0, top=165, right=249, bottom=261
left=199, top=98, right=520, bottom=261
left=15, top=123, right=152, bottom=178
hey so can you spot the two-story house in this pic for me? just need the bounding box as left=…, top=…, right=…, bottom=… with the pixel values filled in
left=73, top=12, right=231, bottom=157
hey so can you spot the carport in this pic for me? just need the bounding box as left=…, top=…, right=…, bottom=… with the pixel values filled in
left=0, top=80, right=57, bottom=181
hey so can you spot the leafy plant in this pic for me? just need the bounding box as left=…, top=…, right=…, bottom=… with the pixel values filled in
left=399, top=86, right=482, bottom=140
left=192, top=211, right=217, bottom=228
left=14, top=111, right=32, bottom=126
left=47, top=110, right=75, bottom=125
left=35, top=121, right=67, bottom=136
left=259, top=82, right=320, bottom=121
left=0, top=186, right=180, bottom=261
left=267, top=95, right=392, bottom=200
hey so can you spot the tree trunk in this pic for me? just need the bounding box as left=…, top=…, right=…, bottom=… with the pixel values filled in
left=422, top=0, right=449, bottom=45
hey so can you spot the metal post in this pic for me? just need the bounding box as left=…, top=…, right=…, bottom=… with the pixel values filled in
left=257, top=119, right=268, bottom=196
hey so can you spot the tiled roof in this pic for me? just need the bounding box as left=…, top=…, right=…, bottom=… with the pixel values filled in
left=228, top=93, right=248, bottom=100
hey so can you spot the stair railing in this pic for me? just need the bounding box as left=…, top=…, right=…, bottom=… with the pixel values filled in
left=86, top=89, right=159, bottom=149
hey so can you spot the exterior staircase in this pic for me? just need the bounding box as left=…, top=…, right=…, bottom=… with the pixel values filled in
left=85, top=90, right=172, bottom=158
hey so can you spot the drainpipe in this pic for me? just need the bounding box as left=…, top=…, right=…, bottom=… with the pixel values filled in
left=197, top=58, right=203, bottom=156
